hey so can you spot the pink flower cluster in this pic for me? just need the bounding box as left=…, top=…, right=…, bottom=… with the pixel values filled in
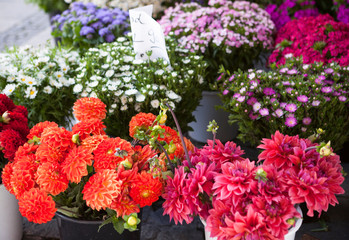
left=158, top=1, right=275, bottom=54
left=269, top=14, right=349, bottom=66
left=162, top=131, right=345, bottom=240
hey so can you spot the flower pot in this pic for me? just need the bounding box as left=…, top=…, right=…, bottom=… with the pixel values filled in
left=188, top=91, right=238, bottom=143
left=55, top=211, right=141, bottom=240
left=0, top=184, right=23, bottom=240
left=200, top=205, right=303, bottom=240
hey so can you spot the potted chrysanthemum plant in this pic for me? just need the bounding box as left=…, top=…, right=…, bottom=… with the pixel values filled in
left=0, top=94, right=29, bottom=240
left=130, top=101, right=345, bottom=240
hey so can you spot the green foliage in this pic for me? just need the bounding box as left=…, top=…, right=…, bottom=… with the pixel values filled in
left=219, top=57, right=349, bottom=151
left=25, top=0, right=69, bottom=13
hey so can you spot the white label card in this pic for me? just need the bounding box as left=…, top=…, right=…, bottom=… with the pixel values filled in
left=129, top=5, right=170, bottom=64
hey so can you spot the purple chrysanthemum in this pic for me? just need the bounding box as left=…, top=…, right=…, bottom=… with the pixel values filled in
left=285, top=103, right=297, bottom=113
left=274, top=109, right=284, bottom=118
left=259, top=108, right=269, bottom=116
left=247, top=97, right=257, bottom=106
left=263, top=87, right=275, bottom=96
left=222, top=89, right=229, bottom=95
left=321, top=86, right=332, bottom=93
left=324, top=68, right=334, bottom=74
left=285, top=116, right=297, bottom=127
left=297, top=95, right=308, bottom=103
left=339, top=96, right=347, bottom=102
left=312, top=100, right=321, bottom=106
left=302, top=117, right=312, bottom=125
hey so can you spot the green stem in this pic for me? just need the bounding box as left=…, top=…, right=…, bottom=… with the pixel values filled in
left=165, top=103, right=193, bottom=168
left=156, top=141, right=174, bottom=172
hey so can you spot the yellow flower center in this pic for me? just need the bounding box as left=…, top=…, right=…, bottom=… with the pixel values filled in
left=30, top=90, right=35, bottom=95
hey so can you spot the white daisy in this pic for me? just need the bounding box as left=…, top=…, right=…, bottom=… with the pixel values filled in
left=43, top=86, right=53, bottom=94
left=73, top=84, right=83, bottom=93
left=151, top=99, right=159, bottom=108
left=2, top=84, right=16, bottom=95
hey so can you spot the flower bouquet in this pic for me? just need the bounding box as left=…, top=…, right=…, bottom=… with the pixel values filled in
left=1, top=97, right=192, bottom=236
left=158, top=0, right=275, bottom=90
left=129, top=102, right=345, bottom=240
left=0, top=45, right=81, bottom=128
left=269, top=14, right=349, bottom=66
left=219, top=56, right=349, bottom=151
left=0, top=94, right=29, bottom=184
left=265, top=0, right=319, bottom=30
left=51, top=2, right=130, bottom=50
left=73, top=36, right=207, bottom=138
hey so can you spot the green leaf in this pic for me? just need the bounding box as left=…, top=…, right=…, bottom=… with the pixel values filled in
left=112, top=217, right=125, bottom=234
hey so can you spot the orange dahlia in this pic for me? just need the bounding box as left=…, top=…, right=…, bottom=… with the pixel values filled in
left=157, top=126, right=180, bottom=144
left=110, top=194, right=140, bottom=218
left=129, top=112, right=156, bottom=139
left=18, top=188, right=56, bottom=224
left=14, top=143, right=39, bottom=160
left=82, top=169, right=122, bottom=211
left=72, top=119, right=106, bottom=140
left=131, top=145, right=157, bottom=169
left=10, top=169, right=36, bottom=198
left=93, top=137, right=134, bottom=171
left=1, top=162, right=14, bottom=194
left=35, top=162, right=69, bottom=196
left=27, top=121, right=58, bottom=140
left=73, top=97, right=107, bottom=121
left=61, top=146, right=93, bottom=183
left=36, top=143, right=66, bottom=164
left=41, top=126, right=73, bottom=152
left=81, top=134, right=109, bottom=153
left=129, top=171, right=163, bottom=207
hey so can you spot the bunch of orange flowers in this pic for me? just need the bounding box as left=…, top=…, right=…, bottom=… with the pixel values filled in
left=1, top=97, right=193, bottom=232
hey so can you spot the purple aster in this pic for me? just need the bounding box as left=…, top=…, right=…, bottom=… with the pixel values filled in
left=285, top=116, right=297, bottom=127
left=253, top=102, right=261, bottom=112
left=302, top=117, right=312, bottom=125
left=263, top=87, right=275, bottom=96
left=297, top=95, right=308, bottom=103
left=324, top=68, right=334, bottom=74
left=282, top=81, right=291, bottom=86
left=247, top=97, right=257, bottom=106
left=339, top=96, right=347, bottom=102
left=259, top=108, right=269, bottom=116
left=233, top=93, right=241, bottom=98
left=280, top=102, right=287, bottom=108
left=228, top=75, right=235, bottom=81
left=237, top=96, right=246, bottom=102
left=324, top=96, right=331, bottom=101
left=279, top=68, right=288, bottom=73
left=222, top=89, right=229, bottom=95
left=321, top=86, right=332, bottom=93
left=91, top=21, right=104, bottom=30
left=312, top=100, right=321, bottom=106
left=286, top=87, right=293, bottom=94
left=80, top=26, right=95, bottom=36
left=314, top=78, right=323, bottom=84
left=249, top=112, right=258, bottom=120
left=274, top=109, right=284, bottom=118
left=285, top=103, right=297, bottom=112
left=287, top=69, right=298, bottom=75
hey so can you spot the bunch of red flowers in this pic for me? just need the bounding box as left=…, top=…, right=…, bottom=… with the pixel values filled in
left=0, top=94, right=29, bottom=183
left=269, top=14, right=349, bottom=66
left=161, top=129, right=345, bottom=239
left=1, top=97, right=192, bottom=233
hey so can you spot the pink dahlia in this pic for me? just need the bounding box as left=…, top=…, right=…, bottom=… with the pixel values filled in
left=213, top=159, right=257, bottom=206
left=162, top=166, right=193, bottom=224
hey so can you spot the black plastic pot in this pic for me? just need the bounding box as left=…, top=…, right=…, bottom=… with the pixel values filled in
left=55, top=212, right=141, bottom=240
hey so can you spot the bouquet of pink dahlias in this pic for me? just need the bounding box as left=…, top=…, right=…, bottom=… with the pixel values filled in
left=269, top=14, right=349, bottom=66
left=162, top=128, right=345, bottom=239
left=131, top=103, right=344, bottom=240
left=158, top=0, right=275, bottom=90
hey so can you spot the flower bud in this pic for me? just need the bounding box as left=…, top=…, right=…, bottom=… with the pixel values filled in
left=167, top=143, right=176, bottom=154
left=319, top=141, right=333, bottom=157
left=159, top=114, right=167, bottom=124
left=72, top=134, right=80, bottom=145
left=1, top=111, right=11, bottom=124
left=127, top=216, right=138, bottom=226
left=121, top=159, right=132, bottom=169
left=287, top=218, right=296, bottom=226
